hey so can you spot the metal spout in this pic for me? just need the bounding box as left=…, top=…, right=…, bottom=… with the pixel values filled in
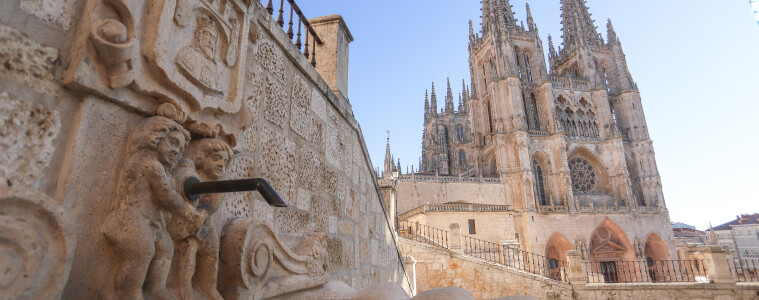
left=183, top=177, right=287, bottom=207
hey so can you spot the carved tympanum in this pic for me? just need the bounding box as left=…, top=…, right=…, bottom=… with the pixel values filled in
left=101, top=116, right=207, bottom=299
left=219, top=219, right=329, bottom=300
left=0, top=187, right=75, bottom=300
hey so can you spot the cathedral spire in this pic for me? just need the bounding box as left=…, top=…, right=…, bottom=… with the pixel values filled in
left=383, top=132, right=393, bottom=176
left=561, top=0, right=603, bottom=48
left=548, top=34, right=557, bottom=59
left=445, top=77, right=455, bottom=114
left=481, top=0, right=517, bottom=35
left=607, top=19, right=618, bottom=44
left=423, top=89, right=430, bottom=123
left=526, top=3, right=537, bottom=32
left=461, top=79, right=469, bottom=112
left=430, top=82, right=438, bottom=117
left=397, top=158, right=402, bottom=175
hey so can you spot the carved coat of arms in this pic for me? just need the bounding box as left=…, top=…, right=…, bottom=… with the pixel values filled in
left=64, top=0, right=255, bottom=139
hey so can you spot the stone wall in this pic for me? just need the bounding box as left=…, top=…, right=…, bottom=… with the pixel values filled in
left=0, top=0, right=410, bottom=298
left=396, top=180, right=507, bottom=214
left=406, top=212, right=516, bottom=245
left=400, top=238, right=759, bottom=300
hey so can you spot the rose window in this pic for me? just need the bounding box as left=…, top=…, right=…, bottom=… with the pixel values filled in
left=569, top=158, right=596, bottom=192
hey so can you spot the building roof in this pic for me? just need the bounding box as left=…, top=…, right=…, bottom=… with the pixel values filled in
left=672, top=222, right=695, bottom=230
left=711, top=213, right=759, bottom=231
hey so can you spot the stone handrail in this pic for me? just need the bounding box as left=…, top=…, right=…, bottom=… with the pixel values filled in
left=396, top=174, right=501, bottom=184
left=398, top=203, right=514, bottom=220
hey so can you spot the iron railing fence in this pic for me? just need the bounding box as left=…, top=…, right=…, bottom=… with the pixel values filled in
left=396, top=220, right=449, bottom=249
left=583, top=259, right=708, bottom=283
left=462, top=235, right=502, bottom=264
left=729, top=258, right=759, bottom=282
left=502, top=247, right=568, bottom=282
left=260, top=0, right=323, bottom=66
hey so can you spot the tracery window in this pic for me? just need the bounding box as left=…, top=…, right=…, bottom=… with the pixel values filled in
left=459, top=151, right=467, bottom=167
left=569, top=158, right=596, bottom=193
left=532, top=160, right=547, bottom=205
left=456, top=125, right=464, bottom=142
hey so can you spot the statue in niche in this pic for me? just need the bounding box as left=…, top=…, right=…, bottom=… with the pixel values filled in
left=168, top=139, right=232, bottom=300
left=102, top=116, right=207, bottom=300
left=176, top=13, right=222, bottom=94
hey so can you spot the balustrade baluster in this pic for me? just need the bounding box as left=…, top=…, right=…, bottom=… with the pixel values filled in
left=265, top=0, right=273, bottom=15
left=277, top=0, right=285, bottom=27
left=286, top=3, right=294, bottom=38
left=311, top=37, right=317, bottom=66
left=303, top=30, right=310, bottom=58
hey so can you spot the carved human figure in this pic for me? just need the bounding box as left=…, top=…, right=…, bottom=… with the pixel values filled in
left=176, top=13, right=222, bottom=93
left=170, top=138, right=232, bottom=300
left=102, top=116, right=206, bottom=300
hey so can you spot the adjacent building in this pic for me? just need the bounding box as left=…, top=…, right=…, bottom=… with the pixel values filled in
left=385, top=0, right=677, bottom=284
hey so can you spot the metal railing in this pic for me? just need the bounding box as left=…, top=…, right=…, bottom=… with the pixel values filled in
left=583, top=259, right=708, bottom=283
left=396, top=220, right=448, bottom=249
left=502, top=247, right=568, bottom=281
left=730, top=258, right=759, bottom=282
left=261, top=0, right=323, bottom=66
left=462, top=235, right=502, bottom=264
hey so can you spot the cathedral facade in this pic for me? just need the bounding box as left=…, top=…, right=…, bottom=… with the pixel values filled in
left=393, top=0, right=676, bottom=274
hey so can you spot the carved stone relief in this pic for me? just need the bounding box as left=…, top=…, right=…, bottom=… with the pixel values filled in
left=0, top=92, right=61, bottom=188
left=0, top=187, right=75, bottom=300
left=64, top=0, right=254, bottom=142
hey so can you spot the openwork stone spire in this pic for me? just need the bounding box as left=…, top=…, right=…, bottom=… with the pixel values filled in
left=430, top=82, right=438, bottom=117
left=424, top=89, right=430, bottom=123
left=607, top=19, right=618, bottom=44
left=445, top=77, right=455, bottom=114
left=560, top=0, right=603, bottom=48
left=383, top=132, right=393, bottom=175
left=481, top=0, right=517, bottom=35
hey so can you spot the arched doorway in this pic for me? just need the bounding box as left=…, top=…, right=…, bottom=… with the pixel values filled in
left=644, top=233, right=671, bottom=282
left=545, top=234, right=573, bottom=280
left=589, top=219, right=635, bottom=283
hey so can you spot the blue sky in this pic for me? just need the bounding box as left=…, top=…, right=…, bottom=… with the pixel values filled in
left=296, top=1, right=759, bottom=230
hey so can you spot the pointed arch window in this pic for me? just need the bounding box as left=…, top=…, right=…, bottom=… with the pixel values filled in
left=456, top=125, right=464, bottom=142
left=525, top=54, right=533, bottom=83
left=459, top=151, right=467, bottom=168
left=487, top=101, right=494, bottom=134
left=528, top=93, right=540, bottom=130
left=532, top=160, right=547, bottom=206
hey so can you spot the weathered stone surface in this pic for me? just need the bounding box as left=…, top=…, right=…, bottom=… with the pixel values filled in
left=291, top=75, right=313, bottom=140
left=0, top=25, right=58, bottom=93
left=0, top=92, right=60, bottom=188
left=298, top=147, right=322, bottom=191
left=263, top=76, right=289, bottom=129
left=0, top=187, right=75, bottom=300
left=19, top=0, right=77, bottom=29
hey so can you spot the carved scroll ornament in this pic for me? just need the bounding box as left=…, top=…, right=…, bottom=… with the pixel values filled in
left=219, top=219, right=329, bottom=300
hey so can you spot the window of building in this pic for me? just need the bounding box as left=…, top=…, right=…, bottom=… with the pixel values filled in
left=459, top=151, right=466, bottom=167
left=487, top=102, right=494, bottom=133
left=569, top=158, right=596, bottom=193
left=548, top=258, right=559, bottom=270
left=456, top=125, right=464, bottom=142
left=468, top=219, right=476, bottom=234
left=532, top=160, right=547, bottom=205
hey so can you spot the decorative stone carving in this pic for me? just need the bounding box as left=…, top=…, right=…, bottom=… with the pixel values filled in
left=0, top=25, right=59, bottom=94
left=291, top=76, right=313, bottom=140
left=20, top=0, right=77, bottom=30
left=219, top=219, right=329, bottom=300
left=0, top=187, right=75, bottom=300
left=255, top=38, right=287, bottom=85
left=263, top=76, right=289, bottom=129
left=64, top=0, right=255, bottom=141
left=101, top=116, right=207, bottom=299
left=168, top=138, right=233, bottom=299
left=0, top=92, right=60, bottom=188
